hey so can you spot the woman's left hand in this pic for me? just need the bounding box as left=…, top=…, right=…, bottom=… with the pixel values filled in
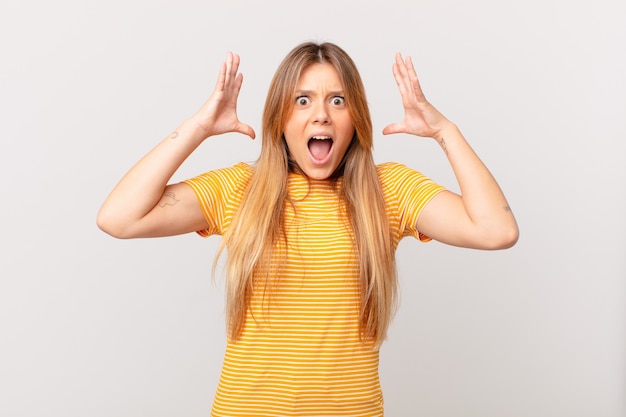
left=383, top=53, right=451, bottom=140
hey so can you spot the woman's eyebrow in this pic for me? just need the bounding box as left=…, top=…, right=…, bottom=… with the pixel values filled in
left=294, top=89, right=345, bottom=96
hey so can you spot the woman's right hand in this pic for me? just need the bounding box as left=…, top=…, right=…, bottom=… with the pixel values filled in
left=190, top=52, right=256, bottom=140
left=97, top=52, right=256, bottom=239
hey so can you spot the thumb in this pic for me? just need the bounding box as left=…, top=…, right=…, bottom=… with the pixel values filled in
left=235, top=122, right=256, bottom=140
left=382, top=122, right=404, bottom=135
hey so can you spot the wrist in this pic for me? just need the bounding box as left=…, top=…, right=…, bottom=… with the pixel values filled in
left=176, top=118, right=213, bottom=144
left=432, top=121, right=458, bottom=141
left=432, top=122, right=462, bottom=156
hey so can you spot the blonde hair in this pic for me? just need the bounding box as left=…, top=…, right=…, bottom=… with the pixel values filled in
left=218, top=42, right=397, bottom=347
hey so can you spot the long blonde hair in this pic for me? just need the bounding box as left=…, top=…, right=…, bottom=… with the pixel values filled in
left=218, top=42, right=397, bottom=347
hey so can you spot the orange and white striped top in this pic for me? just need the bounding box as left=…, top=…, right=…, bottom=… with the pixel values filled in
left=184, top=162, right=444, bottom=416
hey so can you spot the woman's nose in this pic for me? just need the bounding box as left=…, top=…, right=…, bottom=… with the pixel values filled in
left=312, top=102, right=330, bottom=124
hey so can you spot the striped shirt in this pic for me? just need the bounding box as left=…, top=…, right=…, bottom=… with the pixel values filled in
left=184, top=162, right=444, bottom=416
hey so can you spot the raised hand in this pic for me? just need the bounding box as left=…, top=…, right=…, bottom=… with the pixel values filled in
left=190, top=52, right=256, bottom=140
left=382, top=53, right=450, bottom=140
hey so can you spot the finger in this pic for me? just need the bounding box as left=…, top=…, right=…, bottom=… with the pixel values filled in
left=232, top=73, right=244, bottom=96
left=226, top=54, right=245, bottom=97
left=220, top=72, right=245, bottom=110
left=229, top=53, right=241, bottom=84
left=224, top=51, right=234, bottom=86
left=391, top=53, right=409, bottom=94
left=235, top=123, right=256, bottom=140
left=395, top=52, right=412, bottom=83
left=214, top=61, right=227, bottom=93
left=405, top=56, right=426, bottom=101
left=382, top=122, right=405, bottom=135
left=391, top=54, right=418, bottom=108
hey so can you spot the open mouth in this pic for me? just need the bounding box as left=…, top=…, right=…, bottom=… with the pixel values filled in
left=308, top=136, right=333, bottom=162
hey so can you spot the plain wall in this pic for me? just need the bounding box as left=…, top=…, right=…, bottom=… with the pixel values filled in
left=1, top=0, right=624, bottom=416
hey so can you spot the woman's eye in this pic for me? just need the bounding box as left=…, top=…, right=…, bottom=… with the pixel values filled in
left=296, top=96, right=310, bottom=106
left=331, top=96, right=345, bottom=106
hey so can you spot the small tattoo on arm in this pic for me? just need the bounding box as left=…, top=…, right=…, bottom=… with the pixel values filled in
left=504, top=206, right=512, bottom=212
left=439, top=137, right=448, bottom=155
left=158, top=192, right=180, bottom=208
left=170, top=131, right=179, bottom=140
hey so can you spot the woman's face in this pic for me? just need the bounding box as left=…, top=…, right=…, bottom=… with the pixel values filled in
left=283, top=62, right=355, bottom=180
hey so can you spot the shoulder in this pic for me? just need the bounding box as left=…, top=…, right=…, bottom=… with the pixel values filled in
left=376, top=161, right=425, bottom=185
left=375, top=161, right=445, bottom=203
left=213, top=162, right=254, bottom=181
left=182, top=162, right=255, bottom=199
left=376, top=161, right=409, bottom=174
left=188, top=162, right=253, bottom=184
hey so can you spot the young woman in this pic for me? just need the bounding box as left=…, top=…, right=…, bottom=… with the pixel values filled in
left=97, top=41, right=518, bottom=416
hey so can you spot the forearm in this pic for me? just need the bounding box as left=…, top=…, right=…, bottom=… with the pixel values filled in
left=97, top=119, right=207, bottom=234
left=435, top=122, right=518, bottom=242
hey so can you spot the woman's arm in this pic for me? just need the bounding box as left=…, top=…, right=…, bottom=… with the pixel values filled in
left=97, top=52, right=255, bottom=239
left=383, top=53, right=518, bottom=250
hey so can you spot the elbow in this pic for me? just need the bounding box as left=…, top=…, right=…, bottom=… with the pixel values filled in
left=498, top=227, right=519, bottom=249
left=96, top=209, right=132, bottom=239
left=486, top=223, right=519, bottom=250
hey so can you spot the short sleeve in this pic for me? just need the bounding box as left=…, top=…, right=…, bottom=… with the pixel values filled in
left=182, top=162, right=253, bottom=237
left=378, top=162, right=445, bottom=242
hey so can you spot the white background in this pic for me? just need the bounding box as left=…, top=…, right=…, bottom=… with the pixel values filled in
left=1, top=0, right=624, bottom=416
